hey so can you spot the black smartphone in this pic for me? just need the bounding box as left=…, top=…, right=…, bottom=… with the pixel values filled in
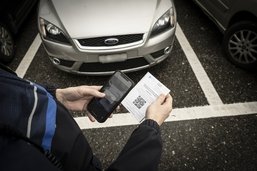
left=87, top=71, right=134, bottom=123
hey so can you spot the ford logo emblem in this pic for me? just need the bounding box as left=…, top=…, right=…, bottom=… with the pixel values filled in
left=104, top=38, right=119, bottom=45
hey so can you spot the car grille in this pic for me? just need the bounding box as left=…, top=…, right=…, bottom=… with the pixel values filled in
left=79, top=57, right=148, bottom=72
left=77, top=34, right=143, bottom=47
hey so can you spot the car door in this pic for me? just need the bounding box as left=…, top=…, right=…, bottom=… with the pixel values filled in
left=2, top=0, right=37, bottom=33
left=195, top=0, right=234, bottom=30
left=11, top=0, right=37, bottom=30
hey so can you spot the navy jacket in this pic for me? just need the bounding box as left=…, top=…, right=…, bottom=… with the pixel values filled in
left=0, top=65, right=162, bottom=171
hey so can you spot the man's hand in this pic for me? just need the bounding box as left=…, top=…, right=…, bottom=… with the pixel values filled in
left=56, top=86, right=105, bottom=121
left=145, top=94, right=173, bottom=126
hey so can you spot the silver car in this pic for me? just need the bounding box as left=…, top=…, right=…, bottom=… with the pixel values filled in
left=38, top=0, right=177, bottom=75
left=193, top=0, right=257, bottom=70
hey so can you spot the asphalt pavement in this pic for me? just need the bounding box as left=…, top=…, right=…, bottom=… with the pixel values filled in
left=7, top=0, right=257, bottom=170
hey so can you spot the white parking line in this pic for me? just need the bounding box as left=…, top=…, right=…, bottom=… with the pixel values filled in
left=16, top=34, right=42, bottom=78
left=75, top=102, right=257, bottom=129
left=175, top=24, right=223, bottom=105
left=16, top=24, right=257, bottom=131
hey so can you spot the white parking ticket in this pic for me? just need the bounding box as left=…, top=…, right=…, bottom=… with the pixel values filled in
left=121, top=72, right=170, bottom=122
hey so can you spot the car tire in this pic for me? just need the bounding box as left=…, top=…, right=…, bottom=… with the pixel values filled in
left=223, top=21, right=257, bottom=70
left=0, top=23, right=15, bottom=63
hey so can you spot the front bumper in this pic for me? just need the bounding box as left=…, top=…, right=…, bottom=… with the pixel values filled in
left=41, top=27, right=176, bottom=75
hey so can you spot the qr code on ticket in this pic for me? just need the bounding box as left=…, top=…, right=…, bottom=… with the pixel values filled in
left=133, top=96, right=146, bottom=109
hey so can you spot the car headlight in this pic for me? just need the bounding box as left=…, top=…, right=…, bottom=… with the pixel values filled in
left=150, top=8, right=175, bottom=37
left=39, top=18, right=70, bottom=44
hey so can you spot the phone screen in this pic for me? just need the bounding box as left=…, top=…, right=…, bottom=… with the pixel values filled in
left=87, top=71, right=134, bottom=122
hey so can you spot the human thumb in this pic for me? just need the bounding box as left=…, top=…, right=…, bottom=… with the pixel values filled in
left=156, top=94, right=166, bottom=104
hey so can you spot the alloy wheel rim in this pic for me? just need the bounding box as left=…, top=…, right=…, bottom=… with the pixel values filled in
left=0, top=26, right=13, bottom=56
left=228, top=29, right=257, bottom=64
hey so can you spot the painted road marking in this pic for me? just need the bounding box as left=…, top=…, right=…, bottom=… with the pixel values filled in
left=16, top=24, right=256, bottom=130
left=75, top=102, right=257, bottom=129
left=16, top=34, right=42, bottom=78
left=175, top=24, right=223, bottom=105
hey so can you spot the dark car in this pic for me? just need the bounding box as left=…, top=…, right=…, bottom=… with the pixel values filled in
left=193, top=0, right=257, bottom=70
left=0, top=0, right=37, bottom=63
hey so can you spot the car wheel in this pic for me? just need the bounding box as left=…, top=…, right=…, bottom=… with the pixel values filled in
left=0, top=23, right=14, bottom=63
left=223, top=21, right=257, bottom=70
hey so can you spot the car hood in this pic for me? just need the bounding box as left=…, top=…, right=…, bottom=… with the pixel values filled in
left=50, top=0, right=160, bottom=38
